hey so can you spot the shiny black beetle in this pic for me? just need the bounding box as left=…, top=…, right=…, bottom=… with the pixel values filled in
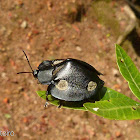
left=18, top=51, right=104, bottom=107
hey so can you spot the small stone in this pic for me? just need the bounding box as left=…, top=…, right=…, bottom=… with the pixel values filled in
left=1, top=72, right=6, bottom=78
left=112, top=68, right=119, bottom=77
left=47, top=2, right=53, bottom=11
left=76, top=46, right=82, bottom=51
left=21, top=21, right=28, bottom=29
left=3, top=98, right=10, bottom=104
left=115, top=131, right=122, bottom=138
left=39, top=18, right=43, bottom=22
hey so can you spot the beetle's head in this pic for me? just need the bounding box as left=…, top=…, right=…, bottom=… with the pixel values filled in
left=38, top=60, right=53, bottom=70
left=17, top=51, right=54, bottom=85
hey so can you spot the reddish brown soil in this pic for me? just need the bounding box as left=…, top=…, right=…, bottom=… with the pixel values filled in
left=0, top=0, right=140, bottom=140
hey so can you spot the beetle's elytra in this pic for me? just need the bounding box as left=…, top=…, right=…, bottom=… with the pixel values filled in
left=18, top=51, right=104, bottom=107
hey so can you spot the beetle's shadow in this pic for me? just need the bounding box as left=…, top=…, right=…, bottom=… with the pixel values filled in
left=94, top=86, right=107, bottom=101
left=51, top=87, right=107, bottom=108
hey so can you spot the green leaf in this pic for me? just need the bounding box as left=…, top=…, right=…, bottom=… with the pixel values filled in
left=36, top=87, right=133, bottom=111
left=36, top=91, right=46, bottom=100
left=36, top=91, right=87, bottom=111
left=97, top=87, right=134, bottom=101
left=84, top=98, right=140, bottom=120
left=116, top=44, right=140, bottom=100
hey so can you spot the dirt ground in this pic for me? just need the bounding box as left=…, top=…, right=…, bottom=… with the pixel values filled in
left=0, top=0, right=140, bottom=140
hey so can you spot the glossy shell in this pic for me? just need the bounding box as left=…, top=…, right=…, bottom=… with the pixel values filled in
left=34, top=58, right=104, bottom=101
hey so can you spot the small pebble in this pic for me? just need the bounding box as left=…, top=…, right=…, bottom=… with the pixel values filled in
left=112, top=68, right=119, bottom=77
left=115, top=131, right=122, bottom=138
left=21, top=21, right=28, bottom=29
left=76, top=46, right=82, bottom=52
left=1, top=72, right=6, bottom=78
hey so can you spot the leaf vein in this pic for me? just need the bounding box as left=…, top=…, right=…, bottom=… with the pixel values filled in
left=118, top=47, right=140, bottom=94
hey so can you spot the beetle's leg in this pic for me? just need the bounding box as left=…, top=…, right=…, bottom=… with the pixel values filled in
left=44, top=91, right=49, bottom=108
left=57, top=100, right=63, bottom=108
left=44, top=102, right=49, bottom=108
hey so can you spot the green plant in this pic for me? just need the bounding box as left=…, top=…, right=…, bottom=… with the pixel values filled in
left=37, top=44, right=140, bottom=120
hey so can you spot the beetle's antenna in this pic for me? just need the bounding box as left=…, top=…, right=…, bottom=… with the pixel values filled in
left=22, top=50, right=34, bottom=72
left=17, top=50, right=34, bottom=74
left=17, top=72, right=33, bottom=74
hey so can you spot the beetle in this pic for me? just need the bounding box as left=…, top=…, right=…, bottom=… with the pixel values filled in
left=17, top=51, right=104, bottom=107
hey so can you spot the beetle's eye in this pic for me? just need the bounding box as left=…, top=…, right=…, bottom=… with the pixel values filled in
left=33, top=70, right=38, bottom=78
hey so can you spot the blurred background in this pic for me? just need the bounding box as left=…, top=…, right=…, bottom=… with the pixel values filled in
left=0, top=0, right=140, bottom=139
